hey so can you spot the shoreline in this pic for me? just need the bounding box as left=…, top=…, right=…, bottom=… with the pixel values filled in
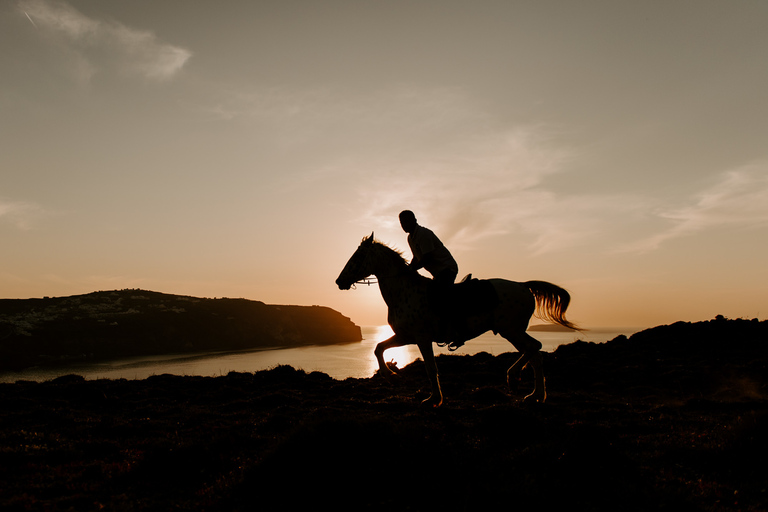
left=1, top=317, right=766, bottom=510
left=0, top=326, right=641, bottom=384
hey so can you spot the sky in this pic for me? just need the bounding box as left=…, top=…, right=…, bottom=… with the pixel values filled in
left=2, top=0, right=768, bottom=328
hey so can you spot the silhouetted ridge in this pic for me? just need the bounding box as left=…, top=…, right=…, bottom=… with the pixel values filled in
left=0, top=289, right=361, bottom=370
left=549, top=316, right=768, bottom=400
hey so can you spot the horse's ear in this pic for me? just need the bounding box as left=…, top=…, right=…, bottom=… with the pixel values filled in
left=364, top=232, right=374, bottom=245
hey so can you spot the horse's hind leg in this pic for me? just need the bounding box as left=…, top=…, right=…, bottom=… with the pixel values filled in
left=501, top=331, right=546, bottom=403
left=507, top=351, right=532, bottom=391
left=417, top=340, right=443, bottom=407
left=523, top=349, right=546, bottom=404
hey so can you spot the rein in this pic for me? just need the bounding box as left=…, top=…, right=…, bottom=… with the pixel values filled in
left=345, top=240, right=411, bottom=289
left=352, top=277, right=378, bottom=288
left=351, top=268, right=411, bottom=288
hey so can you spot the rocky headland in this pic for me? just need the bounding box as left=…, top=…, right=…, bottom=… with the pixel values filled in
left=0, top=290, right=362, bottom=371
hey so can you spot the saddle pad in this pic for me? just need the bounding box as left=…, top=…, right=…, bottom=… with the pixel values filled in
left=450, top=278, right=500, bottom=314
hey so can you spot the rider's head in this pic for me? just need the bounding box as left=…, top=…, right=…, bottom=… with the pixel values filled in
left=399, top=210, right=417, bottom=233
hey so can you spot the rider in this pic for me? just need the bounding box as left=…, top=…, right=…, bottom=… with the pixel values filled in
left=399, top=210, right=464, bottom=347
left=399, top=210, right=458, bottom=285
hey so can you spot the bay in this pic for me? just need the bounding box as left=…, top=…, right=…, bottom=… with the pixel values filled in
left=0, top=326, right=641, bottom=383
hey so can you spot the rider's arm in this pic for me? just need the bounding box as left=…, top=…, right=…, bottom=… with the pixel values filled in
left=410, top=249, right=438, bottom=272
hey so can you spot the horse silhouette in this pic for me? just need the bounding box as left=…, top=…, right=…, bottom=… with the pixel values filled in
left=336, top=234, right=578, bottom=407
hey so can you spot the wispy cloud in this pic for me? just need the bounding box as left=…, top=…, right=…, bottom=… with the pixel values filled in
left=619, top=162, right=768, bottom=253
left=348, top=108, right=768, bottom=256
left=348, top=124, right=591, bottom=253
left=19, top=0, right=191, bottom=82
left=0, top=199, right=45, bottom=230
left=212, top=84, right=615, bottom=254
left=199, top=83, right=768, bottom=258
left=200, top=84, right=482, bottom=139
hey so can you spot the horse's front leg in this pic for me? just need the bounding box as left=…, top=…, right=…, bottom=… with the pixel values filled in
left=417, top=341, right=443, bottom=407
left=524, top=350, right=546, bottom=404
left=507, top=351, right=532, bottom=392
left=374, top=334, right=409, bottom=375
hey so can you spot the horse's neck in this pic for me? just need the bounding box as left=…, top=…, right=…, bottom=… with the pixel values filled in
left=370, top=247, right=422, bottom=306
left=376, top=268, right=426, bottom=308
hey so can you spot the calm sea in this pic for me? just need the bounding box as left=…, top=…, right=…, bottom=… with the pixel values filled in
left=0, top=326, right=641, bottom=383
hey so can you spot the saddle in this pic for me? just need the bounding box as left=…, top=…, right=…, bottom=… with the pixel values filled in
left=430, top=274, right=500, bottom=350
left=449, top=274, right=500, bottom=313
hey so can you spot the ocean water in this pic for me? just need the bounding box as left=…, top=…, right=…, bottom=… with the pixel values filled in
left=0, top=326, right=641, bottom=383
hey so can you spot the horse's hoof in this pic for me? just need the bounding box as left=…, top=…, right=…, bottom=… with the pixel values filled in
left=523, top=392, right=545, bottom=404
left=385, top=361, right=400, bottom=373
left=421, top=395, right=443, bottom=408
left=375, top=369, right=397, bottom=379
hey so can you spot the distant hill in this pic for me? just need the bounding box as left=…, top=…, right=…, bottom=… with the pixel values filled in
left=0, top=290, right=362, bottom=371
left=528, top=323, right=577, bottom=332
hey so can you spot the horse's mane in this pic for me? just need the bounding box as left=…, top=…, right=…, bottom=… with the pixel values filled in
left=363, top=235, right=409, bottom=268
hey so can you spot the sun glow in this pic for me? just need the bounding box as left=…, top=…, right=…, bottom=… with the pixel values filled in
left=371, top=324, right=394, bottom=342
left=365, top=324, right=422, bottom=374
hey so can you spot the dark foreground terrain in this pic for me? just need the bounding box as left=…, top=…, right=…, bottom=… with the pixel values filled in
left=1, top=317, right=767, bottom=511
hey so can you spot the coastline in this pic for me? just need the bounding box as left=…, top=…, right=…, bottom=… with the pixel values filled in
left=1, top=317, right=766, bottom=511
left=0, top=325, right=640, bottom=384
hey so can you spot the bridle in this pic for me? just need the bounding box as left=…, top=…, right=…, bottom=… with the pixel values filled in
left=341, top=237, right=408, bottom=289
left=340, top=242, right=376, bottom=289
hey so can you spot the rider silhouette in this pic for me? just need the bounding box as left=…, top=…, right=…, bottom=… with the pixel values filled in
left=399, top=210, right=458, bottom=285
left=399, top=210, right=465, bottom=346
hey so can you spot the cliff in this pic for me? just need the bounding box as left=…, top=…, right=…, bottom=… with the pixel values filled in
left=0, top=290, right=362, bottom=370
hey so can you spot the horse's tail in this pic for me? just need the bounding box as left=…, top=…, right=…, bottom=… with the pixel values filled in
left=524, top=281, right=580, bottom=331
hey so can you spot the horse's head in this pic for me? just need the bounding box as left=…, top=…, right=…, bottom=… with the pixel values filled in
left=336, top=233, right=376, bottom=290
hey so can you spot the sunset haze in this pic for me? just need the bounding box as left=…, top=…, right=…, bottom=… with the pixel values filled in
left=2, top=0, right=767, bottom=329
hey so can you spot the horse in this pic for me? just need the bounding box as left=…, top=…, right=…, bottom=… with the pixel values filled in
left=335, top=233, right=579, bottom=407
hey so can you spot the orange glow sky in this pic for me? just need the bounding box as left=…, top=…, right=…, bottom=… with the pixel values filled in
left=2, top=1, right=767, bottom=328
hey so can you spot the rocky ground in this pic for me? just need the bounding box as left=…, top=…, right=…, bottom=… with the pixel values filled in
left=1, top=317, right=766, bottom=511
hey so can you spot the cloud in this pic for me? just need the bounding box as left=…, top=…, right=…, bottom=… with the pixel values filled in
left=19, top=0, right=191, bottom=82
left=204, top=83, right=768, bottom=258
left=206, top=84, right=656, bottom=256
left=217, top=84, right=622, bottom=255
left=201, top=84, right=482, bottom=141
left=202, top=85, right=563, bottom=223
left=0, top=199, right=44, bottom=230
left=334, top=94, right=768, bottom=257
left=348, top=124, right=592, bottom=253
left=619, top=162, right=768, bottom=253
